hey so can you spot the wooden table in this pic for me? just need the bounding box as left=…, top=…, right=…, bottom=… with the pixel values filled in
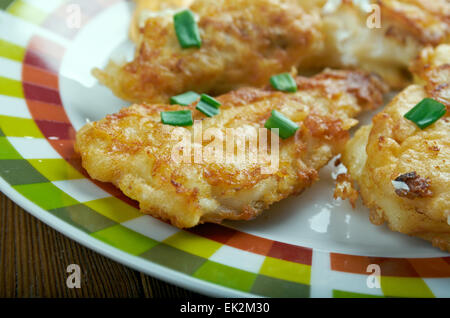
left=0, top=192, right=203, bottom=298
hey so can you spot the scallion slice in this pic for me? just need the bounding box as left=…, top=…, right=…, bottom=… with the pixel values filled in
left=170, top=91, right=200, bottom=106
left=270, top=73, right=297, bottom=93
left=264, top=110, right=299, bottom=139
left=200, top=94, right=221, bottom=107
left=161, top=110, right=193, bottom=126
left=404, top=98, right=446, bottom=129
left=196, top=100, right=220, bottom=117
left=174, top=9, right=202, bottom=49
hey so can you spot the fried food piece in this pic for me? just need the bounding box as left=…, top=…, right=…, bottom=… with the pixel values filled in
left=129, top=0, right=194, bottom=44
left=341, top=44, right=450, bottom=251
left=128, top=0, right=326, bottom=43
left=94, top=0, right=323, bottom=103
left=302, top=0, right=450, bottom=89
left=76, top=69, right=386, bottom=228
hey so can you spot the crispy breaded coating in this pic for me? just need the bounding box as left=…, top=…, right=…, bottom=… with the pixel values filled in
left=341, top=44, right=450, bottom=251
left=95, top=0, right=323, bottom=104
left=302, top=0, right=450, bottom=88
left=129, top=0, right=194, bottom=43
left=76, top=69, right=386, bottom=228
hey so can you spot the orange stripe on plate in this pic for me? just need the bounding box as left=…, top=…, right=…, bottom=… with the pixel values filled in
left=408, top=258, right=450, bottom=278
left=48, top=139, right=78, bottom=159
left=22, top=64, right=59, bottom=90
left=226, top=231, right=274, bottom=256
left=26, top=100, right=69, bottom=123
left=330, top=253, right=372, bottom=275
left=330, top=253, right=423, bottom=277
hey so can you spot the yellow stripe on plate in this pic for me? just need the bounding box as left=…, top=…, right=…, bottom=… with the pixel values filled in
left=0, top=39, right=25, bottom=62
left=0, top=76, right=24, bottom=98
left=7, top=0, right=47, bottom=25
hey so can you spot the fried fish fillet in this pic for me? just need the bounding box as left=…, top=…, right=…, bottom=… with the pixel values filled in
left=94, top=0, right=323, bottom=104
left=76, top=69, right=386, bottom=228
left=302, top=0, right=450, bottom=89
left=128, top=0, right=326, bottom=43
left=129, top=0, right=194, bottom=44
left=340, top=44, right=450, bottom=251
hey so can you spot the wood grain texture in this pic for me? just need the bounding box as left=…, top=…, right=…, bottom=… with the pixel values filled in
left=0, top=192, right=204, bottom=298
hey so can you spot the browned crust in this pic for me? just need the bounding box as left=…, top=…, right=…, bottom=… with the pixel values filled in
left=394, top=172, right=433, bottom=199
left=334, top=173, right=358, bottom=208
left=377, top=0, right=450, bottom=46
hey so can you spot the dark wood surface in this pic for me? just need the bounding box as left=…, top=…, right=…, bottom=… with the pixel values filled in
left=0, top=192, right=204, bottom=298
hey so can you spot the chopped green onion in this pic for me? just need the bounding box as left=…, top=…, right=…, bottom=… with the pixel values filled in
left=161, top=110, right=193, bottom=126
left=264, top=110, right=299, bottom=139
left=170, top=91, right=200, bottom=106
left=196, top=100, right=220, bottom=117
left=404, top=98, right=446, bottom=129
left=173, top=9, right=202, bottom=49
left=195, top=94, right=221, bottom=117
left=270, top=73, right=297, bottom=93
left=200, top=94, right=221, bottom=107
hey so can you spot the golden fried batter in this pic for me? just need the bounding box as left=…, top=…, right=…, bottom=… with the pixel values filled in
left=129, top=0, right=194, bottom=44
left=76, top=69, right=386, bottom=228
left=341, top=44, right=450, bottom=251
left=302, top=0, right=450, bottom=88
left=95, top=0, right=323, bottom=104
left=104, top=0, right=449, bottom=104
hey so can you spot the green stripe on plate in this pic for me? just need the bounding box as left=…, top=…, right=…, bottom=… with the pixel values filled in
left=163, top=231, right=222, bottom=259
left=7, top=0, right=47, bottom=24
left=193, top=260, right=257, bottom=293
left=13, top=182, right=79, bottom=210
left=0, top=159, right=49, bottom=185
left=0, top=0, right=15, bottom=10
left=0, top=137, right=21, bottom=159
left=49, top=204, right=117, bottom=234
left=259, top=256, right=311, bottom=285
left=333, top=289, right=384, bottom=298
left=28, top=159, right=85, bottom=181
left=84, top=197, right=141, bottom=223
left=251, top=274, right=310, bottom=298
left=0, top=39, right=25, bottom=62
left=140, top=243, right=206, bottom=275
left=91, top=225, right=158, bottom=256
left=0, top=76, right=24, bottom=98
left=381, top=276, right=434, bottom=298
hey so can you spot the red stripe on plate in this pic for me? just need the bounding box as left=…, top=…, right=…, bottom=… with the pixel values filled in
left=24, top=50, right=60, bottom=74
left=267, top=241, right=312, bottom=265
left=35, top=120, right=76, bottom=140
left=188, top=223, right=238, bottom=244
left=23, top=83, right=62, bottom=105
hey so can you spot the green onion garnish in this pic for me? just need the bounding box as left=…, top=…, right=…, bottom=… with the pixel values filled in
left=404, top=98, right=446, bottom=129
left=200, top=94, right=221, bottom=107
left=270, top=73, right=297, bottom=93
left=196, top=94, right=221, bottom=117
left=196, top=100, right=219, bottom=117
left=264, top=110, right=299, bottom=139
left=161, top=110, right=193, bottom=126
left=170, top=91, right=200, bottom=106
left=173, top=9, right=202, bottom=49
